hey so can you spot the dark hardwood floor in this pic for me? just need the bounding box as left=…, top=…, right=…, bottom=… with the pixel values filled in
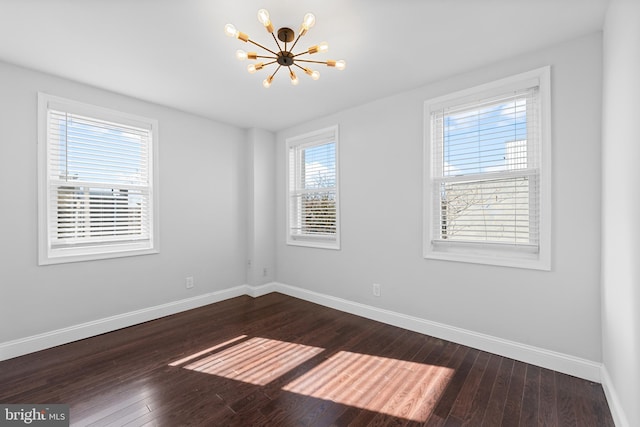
left=0, top=293, right=614, bottom=426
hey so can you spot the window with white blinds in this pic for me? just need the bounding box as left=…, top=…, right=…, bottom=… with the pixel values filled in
left=286, top=126, right=340, bottom=249
left=424, top=67, right=551, bottom=270
left=38, top=93, right=159, bottom=264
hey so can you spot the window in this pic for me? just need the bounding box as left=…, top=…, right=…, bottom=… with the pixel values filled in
left=424, top=67, right=551, bottom=270
left=286, top=126, right=340, bottom=249
left=38, top=93, right=159, bottom=264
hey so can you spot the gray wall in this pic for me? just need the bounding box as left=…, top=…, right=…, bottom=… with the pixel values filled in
left=0, top=61, right=248, bottom=343
left=246, top=128, right=277, bottom=286
left=276, top=33, right=603, bottom=363
left=602, top=0, right=640, bottom=426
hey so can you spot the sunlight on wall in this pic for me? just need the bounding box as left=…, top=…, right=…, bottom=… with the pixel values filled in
left=282, top=350, right=453, bottom=422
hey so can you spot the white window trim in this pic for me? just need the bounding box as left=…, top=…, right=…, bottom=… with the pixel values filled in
left=423, top=67, right=551, bottom=270
left=37, top=93, right=160, bottom=265
left=286, top=125, right=340, bottom=250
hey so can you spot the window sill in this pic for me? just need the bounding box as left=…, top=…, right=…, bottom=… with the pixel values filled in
left=39, top=243, right=159, bottom=265
left=424, top=242, right=550, bottom=271
left=287, top=236, right=340, bottom=250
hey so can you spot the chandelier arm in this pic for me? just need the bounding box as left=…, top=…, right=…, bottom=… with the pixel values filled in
left=288, top=33, right=304, bottom=53
left=294, top=59, right=330, bottom=65
left=292, top=50, right=311, bottom=58
left=270, top=65, right=283, bottom=79
left=263, top=60, right=278, bottom=66
left=247, top=39, right=279, bottom=56
left=270, top=32, right=284, bottom=52
left=256, top=55, right=278, bottom=60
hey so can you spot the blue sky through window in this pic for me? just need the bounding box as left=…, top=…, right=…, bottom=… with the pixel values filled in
left=443, top=97, right=527, bottom=176
left=303, top=142, right=336, bottom=189
left=55, top=113, right=146, bottom=187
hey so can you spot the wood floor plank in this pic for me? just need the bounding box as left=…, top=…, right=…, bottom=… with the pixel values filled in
left=415, top=343, right=469, bottom=423
left=260, top=317, right=397, bottom=425
left=538, top=367, right=558, bottom=426
left=428, top=347, right=479, bottom=423
left=582, top=380, right=616, bottom=427
left=519, top=364, right=541, bottom=427
left=0, top=293, right=615, bottom=427
left=448, top=350, right=490, bottom=421
left=357, top=337, right=440, bottom=426
left=363, top=336, right=444, bottom=424
left=556, top=370, right=579, bottom=427
left=459, top=353, right=501, bottom=426
left=480, top=357, right=514, bottom=426
left=307, top=329, right=422, bottom=426
left=500, top=359, right=527, bottom=425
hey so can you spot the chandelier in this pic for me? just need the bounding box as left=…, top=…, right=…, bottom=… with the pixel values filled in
left=224, top=9, right=346, bottom=88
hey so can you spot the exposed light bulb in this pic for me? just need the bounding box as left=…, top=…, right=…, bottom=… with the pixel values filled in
left=304, top=68, right=320, bottom=80
left=301, top=13, right=316, bottom=30
left=335, top=60, right=346, bottom=71
left=257, top=8, right=274, bottom=33
left=299, top=12, right=316, bottom=36
left=308, top=42, right=328, bottom=55
left=290, top=71, right=299, bottom=85
left=224, top=23, right=248, bottom=42
left=224, top=24, right=238, bottom=38
left=236, top=50, right=247, bottom=60
left=257, top=9, right=270, bottom=25
left=248, top=63, right=264, bottom=74
left=263, top=76, right=273, bottom=88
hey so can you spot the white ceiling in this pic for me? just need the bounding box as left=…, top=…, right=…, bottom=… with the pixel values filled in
left=0, top=0, right=609, bottom=132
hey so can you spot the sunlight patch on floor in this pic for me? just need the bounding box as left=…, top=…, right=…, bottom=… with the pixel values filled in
left=282, top=350, right=454, bottom=422
left=169, top=335, right=248, bottom=367
left=180, top=337, right=324, bottom=386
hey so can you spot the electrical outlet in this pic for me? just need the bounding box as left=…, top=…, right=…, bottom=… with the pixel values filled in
left=185, top=276, right=194, bottom=289
left=372, top=283, right=381, bottom=297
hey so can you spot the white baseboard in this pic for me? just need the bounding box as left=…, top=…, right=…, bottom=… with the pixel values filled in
left=245, top=282, right=278, bottom=298
left=0, top=285, right=251, bottom=362
left=0, top=281, right=602, bottom=385
left=270, top=282, right=602, bottom=383
left=601, top=366, right=631, bottom=427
